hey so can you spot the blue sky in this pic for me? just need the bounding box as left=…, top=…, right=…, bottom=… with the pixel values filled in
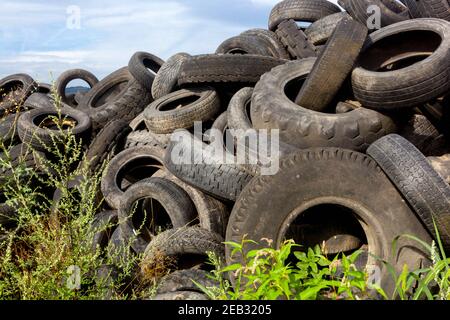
left=0, top=0, right=340, bottom=83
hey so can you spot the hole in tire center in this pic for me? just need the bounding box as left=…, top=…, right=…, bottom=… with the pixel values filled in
left=116, top=156, right=163, bottom=191
left=284, top=204, right=368, bottom=262
left=158, top=95, right=200, bottom=112
left=359, top=30, right=442, bottom=72
left=143, top=58, right=161, bottom=76
left=131, top=198, right=173, bottom=242
left=227, top=48, right=249, bottom=55
left=33, top=113, right=78, bottom=130
left=93, top=80, right=128, bottom=108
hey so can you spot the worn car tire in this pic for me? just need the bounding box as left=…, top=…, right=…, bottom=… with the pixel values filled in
left=305, top=12, right=351, bottom=45
left=152, top=53, right=191, bottom=100
left=367, top=134, right=450, bottom=250
left=128, top=51, right=164, bottom=91
left=402, top=0, right=450, bottom=21
left=55, top=69, right=99, bottom=107
left=241, top=29, right=290, bottom=59
left=275, top=19, right=317, bottom=59
left=0, top=74, right=37, bottom=116
left=216, top=35, right=276, bottom=57
left=226, top=148, right=432, bottom=296
left=144, top=87, right=221, bottom=134
left=251, top=58, right=397, bottom=151
left=295, top=17, right=368, bottom=111
left=178, top=54, right=287, bottom=85
left=268, top=0, right=342, bottom=31
left=352, top=18, right=450, bottom=110
left=227, top=87, right=253, bottom=132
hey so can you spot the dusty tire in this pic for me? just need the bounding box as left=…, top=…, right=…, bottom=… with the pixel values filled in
left=118, top=178, right=197, bottom=253
left=240, top=29, right=290, bottom=59
left=402, top=0, right=450, bottom=21
left=152, top=53, right=191, bottom=100
left=101, top=145, right=165, bottom=210
left=268, top=0, right=341, bottom=31
left=216, top=35, right=276, bottom=57
left=55, top=69, right=99, bottom=107
left=338, top=0, right=410, bottom=29
left=128, top=51, right=164, bottom=91
left=124, top=129, right=170, bottom=150
left=178, top=54, right=287, bottom=85
left=0, top=74, right=37, bottom=115
left=156, top=269, right=218, bottom=294
left=295, top=17, right=368, bottom=111
left=352, top=18, right=450, bottom=110
left=78, top=67, right=152, bottom=131
left=305, top=12, right=351, bottom=45
left=227, top=87, right=253, bottom=132
left=17, top=106, right=91, bottom=151
left=143, top=87, right=221, bottom=134
left=275, top=19, right=317, bottom=59
left=367, top=134, right=450, bottom=251
left=142, top=227, right=225, bottom=269
left=251, top=58, right=397, bottom=151
left=164, top=131, right=254, bottom=201
left=23, top=93, right=54, bottom=110
left=153, top=170, right=229, bottom=237
left=226, top=148, right=432, bottom=296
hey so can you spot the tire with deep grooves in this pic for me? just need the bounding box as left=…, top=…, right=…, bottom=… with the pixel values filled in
left=152, top=53, right=191, bottom=100
left=402, top=0, right=450, bottom=21
left=275, top=20, right=317, bottom=59
left=305, top=12, right=351, bottom=45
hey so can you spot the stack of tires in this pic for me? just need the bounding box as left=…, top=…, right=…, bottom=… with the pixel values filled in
left=1, top=0, right=450, bottom=299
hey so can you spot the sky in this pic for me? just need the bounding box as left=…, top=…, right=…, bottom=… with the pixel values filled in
left=0, top=0, right=340, bottom=84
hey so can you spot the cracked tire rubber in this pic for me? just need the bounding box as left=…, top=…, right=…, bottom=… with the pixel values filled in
left=151, top=53, right=191, bottom=100
left=402, top=0, right=450, bottom=21
left=153, top=170, right=229, bottom=237
left=142, top=227, right=225, bottom=269
left=164, top=131, right=254, bottom=201
left=268, top=0, right=342, bottom=31
left=143, top=87, right=221, bottom=134
left=17, top=106, right=91, bottom=151
left=352, top=18, right=450, bottom=110
left=118, top=178, right=197, bottom=254
left=101, top=145, right=165, bottom=210
left=78, top=67, right=152, bottom=131
left=226, top=148, right=432, bottom=296
left=305, top=12, right=351, bottom=45
left=367, top=134, right=450, bottom=251
left=275, top=19, right=317, bottom=59
left=55, top=69, right=99, bottom=107
left=178, top=54, right=287, bottom=85
left=156, top=269, right=218, bottom=294
left=338, top=0, right=410, bottom=29
left=128, top=51, right=164, bottom=91
left=295, top=17, right=368, bottom=112
left=251, top=58, right=397, bottom=151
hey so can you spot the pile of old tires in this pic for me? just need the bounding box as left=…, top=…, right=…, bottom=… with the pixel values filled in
left=1, top=0, right=450, bottom=299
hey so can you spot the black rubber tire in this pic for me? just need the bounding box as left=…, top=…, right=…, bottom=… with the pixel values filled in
left=143, top=227, right=225, bottom=268
left=0, top=113, right=20, bottom=145
left=227, top=87, right=253, bottom=132
left=55, top=69, right=99, bottom=107
left=338, top=0, right=410, bottom=29
left=118, top=178, right=197, bottom=254
left=178, top=54, right=287, bottom=85
left=402, top=0, right=450, bottom=20
left=164, top=131, right=254, bottom=201
left=124, top=129, right=170, bottom=150
left=216, top=35, right=276, bottom=57
left=251, top=58, right=397, bottom=151
left=226, top=148, right=432, bottom=296
left=143, top=87, right=221, bottom=134
left=151, top=291, right=208, bottom=300
left=91, top=210, right=119, bottom=253
left=23, top=93, right=54, bottom=110
left=305, top=12, right=351, bottom=45
left=17, top=106, right=92, bottom=151
left=35, top=83, right=52, bottom=95
left=295, top=17, right=368, bottom=112
left=153, top=169, right=229, bottom=237
left=152, top=53, right=191, bottom=100
left=128, top=51, right=164, bottom=91
left=101, top=145, right=165, bottom=210
left=0, top=203, right=15, bottom=227
left=367, top=134, right=450, bottom=250
left=82, top=119, right=132, bottom=175
left=78, top=67, right=152, bottom=131
left=240, top=29, right=290, bottom=59
left=0, top=74, right=37, bottom=116
left=275, top=20, right=317, bottom=59
left=268, top=0, right=342, bottom=31
left=156, top=269, right=218, bottom=294
left=352, top=19, right=450, bottom=110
